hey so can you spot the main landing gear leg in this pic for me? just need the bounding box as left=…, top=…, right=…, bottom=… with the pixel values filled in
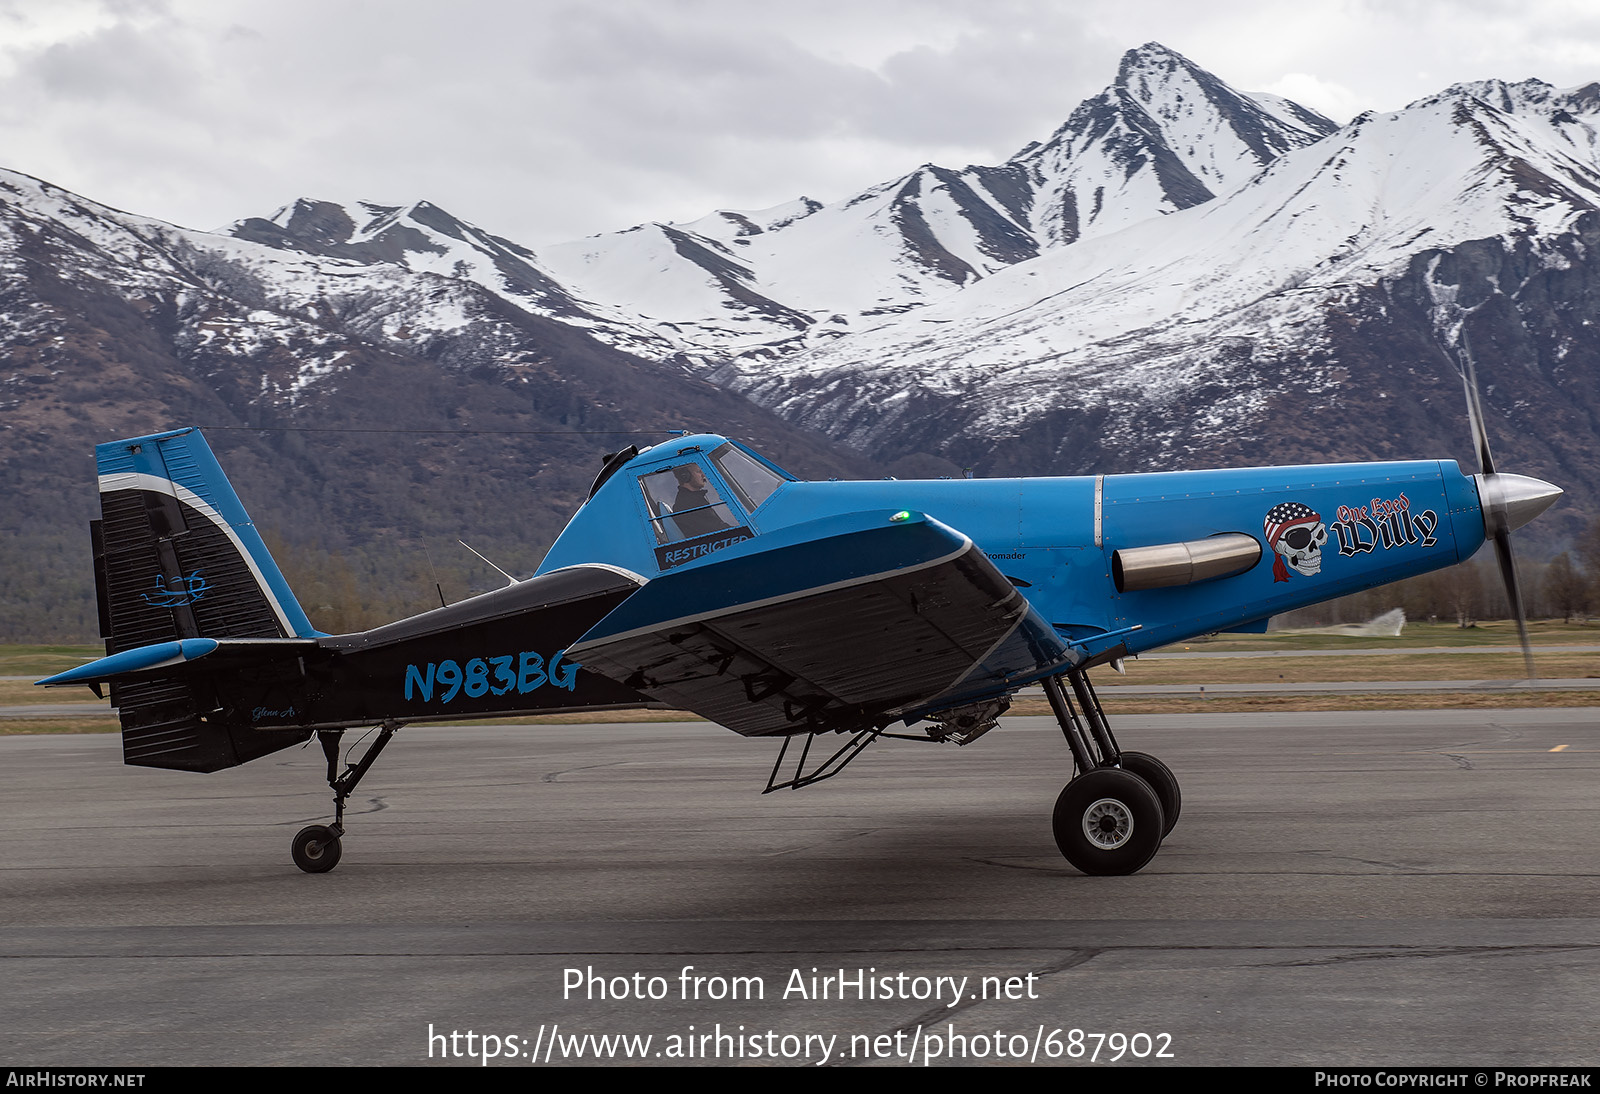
left=291, top=722, right=400, bottom=874
left=1042, top=671, right=1180, bottom=876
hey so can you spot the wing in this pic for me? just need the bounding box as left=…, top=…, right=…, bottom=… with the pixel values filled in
left=566, top=510, right=1074, bottom=736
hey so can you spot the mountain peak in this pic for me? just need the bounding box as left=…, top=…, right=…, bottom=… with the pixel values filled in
left=1118, top=42, right=1188, bottom=74
left=1408, top=76, right=1600, bottom=123
left=232, top=196, right=470, bottom=266
left=1413, top=77, right=1558, bottom=114
left=1114, top=42, right=1215, bottom=97
left=1003, top=42, right=1334, bottom=248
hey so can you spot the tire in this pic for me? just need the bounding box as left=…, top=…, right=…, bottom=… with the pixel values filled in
left=292, top=825, right=343, bottom=874
left=1052, top=768, right=1165, bottom=876
left=1117, top=751, right=1180, bottom=836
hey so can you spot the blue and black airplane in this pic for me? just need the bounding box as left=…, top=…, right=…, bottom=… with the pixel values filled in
left=38, top=402, right=1560, bottom=876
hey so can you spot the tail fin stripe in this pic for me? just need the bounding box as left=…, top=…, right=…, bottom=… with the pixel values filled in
left=98, top=471, right=309, bottom=638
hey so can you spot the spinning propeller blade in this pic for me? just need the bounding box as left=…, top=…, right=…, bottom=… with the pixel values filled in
left=1460, top=332, right=1497, bottom=478
left=1492, top=529, right=1533, bottom=679
left=1457, top=332, right=1560, bottom=679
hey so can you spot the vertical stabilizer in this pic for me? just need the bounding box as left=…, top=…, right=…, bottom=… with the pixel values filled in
left=95, top=428, right=315, bottom=646
left=93, top=428, right=314, bottom=770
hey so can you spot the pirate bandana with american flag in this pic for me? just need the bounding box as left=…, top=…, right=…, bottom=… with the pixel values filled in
left=1263, top=501, right=1323, bottom=582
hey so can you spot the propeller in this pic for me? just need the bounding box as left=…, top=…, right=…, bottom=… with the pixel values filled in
left=1456, top=330, right=1562, bottom=679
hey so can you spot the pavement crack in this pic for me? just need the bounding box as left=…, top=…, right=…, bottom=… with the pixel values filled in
left=1301, top=850, right=1416, bottom=870
left=1248, top=943, right=1597, bottom=970
left=765, top=829, right=885, bottom=858
left=541, top=761, right=632, bottom=783
left=291, top=796, right=385, bottom=826
left=972, top=857, right=1075, bottom=874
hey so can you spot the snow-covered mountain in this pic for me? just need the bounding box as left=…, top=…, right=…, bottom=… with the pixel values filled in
left=227, top=43, right=1336, bottom=367
left=0, top=169, right=581, bottom=408
left=723, top=73, right=1600, bottom=504
left=1011, top=42, right=1337, bottom=247
left=0, top=163, right=878, bottom=470
left=201, top=43, right=1600, bottom=543
left=0, top=165, right=881, bottom=640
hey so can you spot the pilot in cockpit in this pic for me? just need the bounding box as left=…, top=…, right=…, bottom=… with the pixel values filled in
left=672, top=463, right=732, bottom=537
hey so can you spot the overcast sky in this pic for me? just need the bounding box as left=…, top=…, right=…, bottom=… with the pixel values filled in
left=3, top=0, right=1599, bottom=246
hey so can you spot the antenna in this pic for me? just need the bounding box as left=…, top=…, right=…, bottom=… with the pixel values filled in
left=421, top=543, right=447, bottom=609
left=458, top=539, right=518, bottom=588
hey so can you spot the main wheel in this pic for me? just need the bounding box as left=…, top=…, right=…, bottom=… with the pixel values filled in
left=1052, top=768, right=1165, bottom=876
left=292, top=825, right=343, bottom=874
left=1117, top=751, right=1180, bottom=836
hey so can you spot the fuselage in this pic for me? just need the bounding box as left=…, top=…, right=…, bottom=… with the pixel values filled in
left=538, top=434, right=1486, bottom=657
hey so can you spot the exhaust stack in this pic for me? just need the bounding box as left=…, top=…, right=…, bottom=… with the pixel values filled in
left=1113, top=533, right=1262, bottom=593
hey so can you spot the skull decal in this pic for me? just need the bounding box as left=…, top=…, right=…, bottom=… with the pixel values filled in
left=1264, top=501, right=1327, bottom=581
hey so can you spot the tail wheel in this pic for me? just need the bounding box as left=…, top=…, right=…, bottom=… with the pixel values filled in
left=1117, top=751, right=1180, bottom=836
left=292, top=825, right=343, bottom=874
left=1052, top=768, right=1164, bottom=876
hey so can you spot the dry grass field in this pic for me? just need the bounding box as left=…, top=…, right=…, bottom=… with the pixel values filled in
left=6, top=621, right=1597, bottom=734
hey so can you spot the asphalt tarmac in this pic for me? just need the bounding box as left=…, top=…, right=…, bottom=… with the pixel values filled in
left=3, top=710, right=1597, bottom=1068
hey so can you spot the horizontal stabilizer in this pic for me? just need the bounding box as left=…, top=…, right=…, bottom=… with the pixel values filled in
left=37, top=637, right=317, bottom=687
left=569, top=511, right=1072, bottom=736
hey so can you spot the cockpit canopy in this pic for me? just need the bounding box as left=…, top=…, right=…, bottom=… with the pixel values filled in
left=546, top=435, right=795, bottom=578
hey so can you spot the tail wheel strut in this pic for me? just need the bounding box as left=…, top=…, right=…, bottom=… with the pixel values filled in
left=291, top=722, right=399, bottom=874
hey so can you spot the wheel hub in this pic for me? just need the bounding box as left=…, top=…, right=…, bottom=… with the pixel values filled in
left=1082, top=798, right=1133, bottom=850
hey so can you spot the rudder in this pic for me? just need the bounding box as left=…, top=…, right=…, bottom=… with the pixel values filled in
left=92, top=428, right=314, bottom=770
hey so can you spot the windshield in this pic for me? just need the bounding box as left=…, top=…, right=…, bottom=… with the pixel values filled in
left=711, top=443, right=785, bottom=512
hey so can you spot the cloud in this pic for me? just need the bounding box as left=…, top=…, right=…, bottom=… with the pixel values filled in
left=1259, top=73, right=1367, bottom=124
left=0, top=1, right=1597, bottom=248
